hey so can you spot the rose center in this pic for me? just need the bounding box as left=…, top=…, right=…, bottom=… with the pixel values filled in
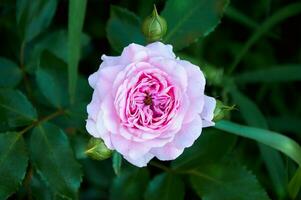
left=144, top=93, right=153, bottom=105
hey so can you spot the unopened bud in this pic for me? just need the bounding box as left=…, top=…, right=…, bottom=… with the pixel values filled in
left=213, top=100, right=235, bottom=121
left=85, top=138, right=113, bottom=160
left=142, top=5, right=167, bottom=42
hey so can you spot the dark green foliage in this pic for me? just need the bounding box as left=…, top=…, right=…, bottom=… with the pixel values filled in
left=0, top=0, right=300, bottom=199
left=0, top=58, right=22, bottom=88
left=0, top=132, right=28, bottom=199
left=106, top=6, right=146, bottom=52
left=145, top=173, right=185, bottom=200
left=0, top=89, right=37, bottom=130
left=110, top=168, right=150, bottom=200
left=30, top=123, right=82, bottom=199
left=190, top=160, right=270, bottom=200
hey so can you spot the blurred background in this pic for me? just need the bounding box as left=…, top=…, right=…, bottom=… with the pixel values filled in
left=0, top=0, right=301, bottom=199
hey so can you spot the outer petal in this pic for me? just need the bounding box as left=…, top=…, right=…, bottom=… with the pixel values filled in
left=120, top=43, right=148, bottom=64
left=179, top=60, right=206, bottom=123
left=101, top=94, right=120, bottom=134
left=124, top=153, right=154, bottom=167
left=173, top=115, right=203, bottom=149
left=150, top=142, right=184, bottom=161
left=202, top=95, right=216, bottom=127
left=146, top=42, right=175, bottom=59
left=101, top=55, right=121, bottom=67
left=110, top=134, right=152, bottom=161
left=95, top=110, right=113, bottom=149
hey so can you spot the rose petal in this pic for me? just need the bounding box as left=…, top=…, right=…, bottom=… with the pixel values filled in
left=124, top=153, right=154, bottom=167
left=110, top=134, right=151, bottom=160
left=173, top=115, right=203, bottom=149
left=150, top=142, right=184, bottom=161
left=201, top=95, right=216, bottom=127
left=120, top=43, right=148, bottom=64
left=146, top=42, right=175, bottom=59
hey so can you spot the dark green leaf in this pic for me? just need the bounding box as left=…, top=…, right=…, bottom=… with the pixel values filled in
left=106, top=6, right=145, bottom=53
left=0, top=132, right=28, bottom=200
left=16, top=0, right=58, bottom=42
left=112, top=152, right=122, bottom=175
left=30, top=171, right=52, bottom=200
left=235, top=64, right=301, bottom=84
left=289, top=167, right=301, bottom=199
left=110, top=168, right=149, bottom=200
left=0, top=89, right=37, bottom=129
left=35, top=65, right=68, bottom=108
left=229, top=87, right=286, bottom=198
left=190, top=160, right=270, bottom=200
left=30, top=123, right=82, bottom=199
left=172, top=129, right=236, bottom=170
left=162, top=0, right=229, bottom=50
left=68, top=0, right=87, bottom=104
left=215, top=120, right=301, bottom=166
left=145, top=173, right=184, bottom=200
left=0, top=57, right=22, bottom=88
left=228, top=2, right=301, bottom=73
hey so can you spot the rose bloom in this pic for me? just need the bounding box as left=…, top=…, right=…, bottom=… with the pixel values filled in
left=86, top=42, right=216, bottom=167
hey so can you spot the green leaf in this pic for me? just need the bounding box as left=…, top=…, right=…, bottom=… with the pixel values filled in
left=229, top=87, right=287, bottom=199
left=30, top=171, right=52, bottom=200
left=289, top=167, right=301, bottom=199
left=224, top=6, right=278, bottom=39
left=68, top=0, right=87, bottom=104
left=30, top=123, right=82, bottom=199
left=144, top=173, right=184, bottom=200
left=106, top=6, right=145, bottom=53
left=16, top=0, right=58, bottom=42
left=172, top=129, right=236, bottom=170
left=0, top=89, right=37, bottom=129
left=228, top=2, right=301, bottom=73
left=35, top=64, right=68, bottom=108
left=215, top=120, right=301, bottom=166
left=235, top=64, right=301, bottom=84
left=162, top=0, right=229, bottom=50
left=190, top=160, right=270, bottom=200
left=0, top=57, right=22, bottom=88
left=110, top=168, right=149, bottom=200
left=112, top=152, right=122, bottom=176
left=0, top=132, right=28, bottom=200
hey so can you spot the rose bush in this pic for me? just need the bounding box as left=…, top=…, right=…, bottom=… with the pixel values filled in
left=86, top=42, right=216, bottom=167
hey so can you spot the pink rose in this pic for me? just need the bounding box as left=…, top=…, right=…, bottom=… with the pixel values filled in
left=86, top=42, right=216, bottom=167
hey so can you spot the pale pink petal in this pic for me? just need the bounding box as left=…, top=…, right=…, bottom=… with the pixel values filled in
left=173, top=115, right=203, bottom=149
left=124, top=153, right=154, bottom=167
left=146, top=42, right=175, bottom=59
left=101, top=55, right=121, bottom=66
left=201, top=95, right=216, bottom=127
left=149, top=57, right=188, bottom=91
left=120, top=43, right=148, bottom=64
left=150, top=142, right=184, bottom=161
left=110, top=134, right=151, bottom=160
left=86, top=119, right=98, bottom=138
left=95, top=110, right=113, bottom=149
left=86, top=118, right=113, bottom=150
left=87, top=90, right=101, bottom=120
left=101, top=95, right=120, bottom=134
left=88, top=71, right=99, bottom=89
